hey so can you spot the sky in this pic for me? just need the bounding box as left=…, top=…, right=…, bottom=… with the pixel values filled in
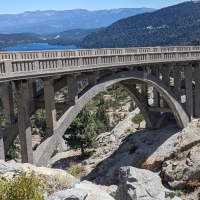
left=0, top=0, right=187, bottom=14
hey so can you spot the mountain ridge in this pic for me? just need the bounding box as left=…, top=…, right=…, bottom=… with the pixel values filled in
left=0, top=8, right=156, bottom=34
left=78, top=1, right=200, bottom=48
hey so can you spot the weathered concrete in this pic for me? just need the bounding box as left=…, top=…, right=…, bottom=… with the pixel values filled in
left=185, top=64, right=193, bottom=120
left=2, top=82, right=15, bottom=129
left=68, top=75, right=78, bottom=104
left=195, top=63, right=200, bottom=117
left=15, top=80, right=33, bottom=164
left=151, top=66, right=160, bottom=107
left=119, top=83, right=156, bottom=128
left=162, top=64, right=171, bottom=108
left=173, top=65, right=181, bottom=101
left=43, top=78, right=57, bottom=135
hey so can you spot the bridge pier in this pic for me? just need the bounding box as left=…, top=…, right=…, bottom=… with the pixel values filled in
left=173, top=65, right=181, bottom=102
left=185, top=64, right=193, bottom=120
left=195, top=63, right=200, bottom=118
left=162, top=64, right=171, bottom=108
left=88, top=72, right=97, bottom=86
left=68, top=75, right=78, bottom=104
left=43, top=78, right=57, bottom=135
left=28, top=81, right=37, bottom=115
left=151, top=66, right=160, bottom=107
left=15, top=80, right=33, bottom=164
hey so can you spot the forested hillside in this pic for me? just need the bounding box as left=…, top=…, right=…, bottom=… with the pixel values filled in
left=46, top=28, right=104, bottom=46
left=0, top=33, right=41, bottom=50
left=78, top=1, right=200, bottom=48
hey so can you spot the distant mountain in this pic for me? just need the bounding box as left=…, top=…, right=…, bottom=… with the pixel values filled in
left=0, top=8, right=156, bottom=34
left=78, top=1, right=200, bottom=48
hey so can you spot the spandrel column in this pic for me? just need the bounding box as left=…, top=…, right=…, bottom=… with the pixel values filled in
left=68, top=75, right=78, bottom=105
left=151, top=66, right=160, bottom=107
left=195, top=63, right=200, bottom=118
left=173, top=65, right=181, bottom=102
left=185, top=64, right=193, bottom=120
left=162, top=64, right=171, bottom=107
left=43, top=78, right=57, bottom=135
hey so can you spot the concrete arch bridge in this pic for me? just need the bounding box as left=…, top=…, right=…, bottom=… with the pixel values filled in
left=0, top=46, right=199, bottom=166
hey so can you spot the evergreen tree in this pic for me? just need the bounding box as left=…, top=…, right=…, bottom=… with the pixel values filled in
left=64, top=107, right=98, bottom=156
left=95, top=99, right=110, bottom=133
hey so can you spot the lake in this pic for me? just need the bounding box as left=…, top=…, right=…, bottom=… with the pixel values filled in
left=4, top=43, right=79, bottom=51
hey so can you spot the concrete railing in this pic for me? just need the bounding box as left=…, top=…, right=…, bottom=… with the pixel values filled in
left=1, top=46, right=200, bottom=61
left=0, top=46, right=200, bottom=80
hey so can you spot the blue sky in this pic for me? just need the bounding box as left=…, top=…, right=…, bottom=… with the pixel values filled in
left=0, top=0, right=187, bottom=14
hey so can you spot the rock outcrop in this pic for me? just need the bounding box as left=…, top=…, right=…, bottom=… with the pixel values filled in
left=116, top=166, right=181, bottom=200
left=45, top=181, right=116, bottom=200
left=45, top=188, right=88, bottom=200
left=161, top=145, right=200, bottom=189
left=0, top=160, right=21, bottom=176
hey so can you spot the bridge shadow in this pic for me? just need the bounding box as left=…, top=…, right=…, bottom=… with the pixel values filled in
left=52, top=121, right=181, bottom=186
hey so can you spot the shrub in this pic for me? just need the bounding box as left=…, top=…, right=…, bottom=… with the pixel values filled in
left=174, top=190, right=184, bottom=197
left=132, top=113, right=144, bottom=124
left=0, top=171, right=46, bottom=200
left=185, top=179, right=199, bottom=192
left=67, top=162, right=87, bottom=179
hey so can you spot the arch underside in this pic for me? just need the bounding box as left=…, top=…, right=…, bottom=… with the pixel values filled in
left=33, top=70, right=189, bottom=166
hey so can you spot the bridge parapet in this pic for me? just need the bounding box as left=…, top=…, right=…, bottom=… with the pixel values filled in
left=0, top=46, right=200, bottom=81
left=0, top=46, right=200, bottom=61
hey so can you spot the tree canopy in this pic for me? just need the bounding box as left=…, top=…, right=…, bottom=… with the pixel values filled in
left=64, top=107, right=98, bottom=156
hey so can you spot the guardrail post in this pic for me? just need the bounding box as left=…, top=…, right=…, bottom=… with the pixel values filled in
left=4, top=60, right=12, bottom=73
left=34, top=60, right=39, bottom=71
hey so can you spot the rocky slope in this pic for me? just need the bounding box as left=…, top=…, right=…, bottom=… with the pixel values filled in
left=0, top=160, right=180, bottom=200
left=1, top=109, right=200, bottom=199
left=51, top=116, right=200, bottom=199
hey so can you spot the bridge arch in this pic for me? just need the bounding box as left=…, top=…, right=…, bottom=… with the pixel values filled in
left=34, top=70, right=189, bottom=166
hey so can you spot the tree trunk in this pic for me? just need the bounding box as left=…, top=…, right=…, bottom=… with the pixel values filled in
left=81, top=145, right=85, bottom=157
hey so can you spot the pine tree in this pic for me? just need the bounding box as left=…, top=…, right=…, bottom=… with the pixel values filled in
left=64, top=107, right=98, bottom=156
left=95, top=100, right=110, bottom=133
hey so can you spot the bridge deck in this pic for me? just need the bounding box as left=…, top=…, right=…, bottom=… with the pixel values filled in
left=0, top=46, right=200, bottom=82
